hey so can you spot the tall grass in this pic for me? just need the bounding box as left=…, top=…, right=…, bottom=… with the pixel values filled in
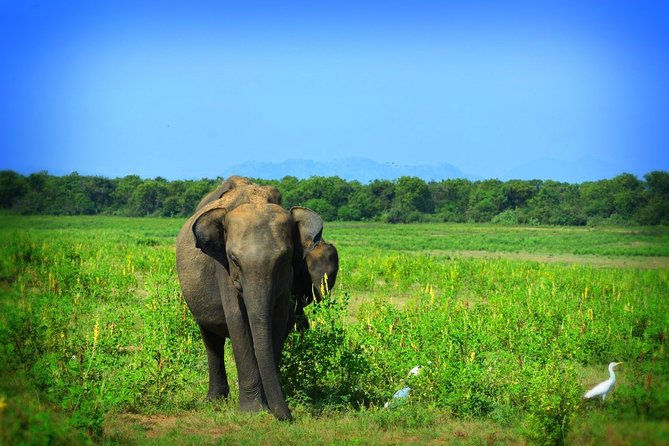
left=330, top=222, right=669, bottom=257
left=0, top=215, right=667, bottom=444
left=284, top=254, right=668, bottom=442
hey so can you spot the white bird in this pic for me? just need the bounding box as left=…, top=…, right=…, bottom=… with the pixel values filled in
left=384, top=363, right=431, bottom=408
left=408, top=361, right=431, bottom=377
left=384, top=387, right=411, bottom=408
left=584, top=362, right=623, bottom=400
left=392, top=386, right=411, bottom=399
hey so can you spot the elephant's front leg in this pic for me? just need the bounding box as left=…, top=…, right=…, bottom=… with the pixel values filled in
left=200, top=327, right=230, bottom=400
left=223, top=293, right=267, bottom=413
left=199, top=326, right=230, bottom=400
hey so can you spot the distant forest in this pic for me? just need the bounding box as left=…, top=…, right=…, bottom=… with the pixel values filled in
left=1, top=170, right=668, bottom=225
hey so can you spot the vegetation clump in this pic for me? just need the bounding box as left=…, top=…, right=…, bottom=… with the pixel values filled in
left=2, top=170, right=668, bottom=224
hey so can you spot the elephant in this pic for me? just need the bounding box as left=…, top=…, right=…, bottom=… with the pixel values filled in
left=175, top=177, right=338, bottom=420
left=291, top=230, right=339, bottom=331
left=192, top=177, right=337, bottom=330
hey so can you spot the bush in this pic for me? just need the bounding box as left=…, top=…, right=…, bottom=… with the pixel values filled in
left=524, top=362, right=583, bottom=446
left=337, top=205, right=363, bottom=221
left=281, top=292, right=369, bottom=409
left=303, top=198, right=337, bottom=221
left=491, top=209, right=520, bottom=225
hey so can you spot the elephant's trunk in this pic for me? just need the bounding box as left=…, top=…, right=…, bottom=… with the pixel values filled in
left=244, top=285, right=292, bottom=421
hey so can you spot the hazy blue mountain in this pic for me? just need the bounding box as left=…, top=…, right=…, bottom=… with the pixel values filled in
left=219, top=156, right=634, bottom=183
left=221, top=158, right=467, bottom=182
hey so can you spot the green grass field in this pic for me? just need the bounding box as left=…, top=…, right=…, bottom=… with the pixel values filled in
left=1, top=215, right=668, bottom=445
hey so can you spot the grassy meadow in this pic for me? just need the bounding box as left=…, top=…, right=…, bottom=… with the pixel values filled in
left=1, top=215, right=668, bottom=445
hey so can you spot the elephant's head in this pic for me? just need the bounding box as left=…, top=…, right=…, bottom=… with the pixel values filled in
left=195, top=176, right=282, bottom=212
left=300, top=241, right=339, bottom=302
left=192, top=202, right=324, bottom=420
left=290, top=207, right=339, bottom=331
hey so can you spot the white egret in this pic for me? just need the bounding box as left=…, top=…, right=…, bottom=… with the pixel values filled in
left=384, top=363, right=431, bottom=408
left=384, top=387, right=411, bottom=408
left=392, top=386, right=411, bottom=399
left=584, top=362, right=623, bottom=400
left=408, top=361, right=431, bottom=377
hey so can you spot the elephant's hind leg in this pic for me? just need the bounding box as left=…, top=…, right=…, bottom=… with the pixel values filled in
left=199, top=326, right=230, bottom=400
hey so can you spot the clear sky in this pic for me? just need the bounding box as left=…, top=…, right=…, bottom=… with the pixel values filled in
left=1, top=1, right=668, bottom=181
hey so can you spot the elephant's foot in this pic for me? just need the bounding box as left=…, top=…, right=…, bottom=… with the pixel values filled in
left=206, top=384, right=230, bottom=401
left=271, top=405, right=293, bottom=422
left=238, top=392, right=292, bottom=421
left=238, top=397, right=267, bottom=414
left=239, top=398, right=291, bottom=421
left=238, top=384, right=271, bottom=414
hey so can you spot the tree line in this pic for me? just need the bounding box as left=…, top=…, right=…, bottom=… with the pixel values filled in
left=1, top=170, right=667, bottom=225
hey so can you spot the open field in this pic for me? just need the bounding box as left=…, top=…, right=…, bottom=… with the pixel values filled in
left=1, top=215, right=668, bottom=445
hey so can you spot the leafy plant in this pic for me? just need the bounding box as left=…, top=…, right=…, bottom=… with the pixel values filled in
left=281, top=291, right=369, bottom=409
left=524, top=362, right=583, bottom=446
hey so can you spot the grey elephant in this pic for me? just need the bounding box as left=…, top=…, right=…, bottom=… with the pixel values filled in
left=291, top=233, right=338, bottom=331
left=175, top=176, right=338, bottom=420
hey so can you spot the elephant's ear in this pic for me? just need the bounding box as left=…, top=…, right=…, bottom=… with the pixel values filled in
left=193, top=207, right=229, bottom=268
left=290, top=206, right=323, bottom=250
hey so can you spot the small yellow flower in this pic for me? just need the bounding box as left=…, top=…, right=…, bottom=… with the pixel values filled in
left=93, top=319, right=100, bottom=349
left=320, top=273, right=330, bottom=297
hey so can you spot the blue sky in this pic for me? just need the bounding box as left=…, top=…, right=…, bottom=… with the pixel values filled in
left=1, top=1, right=668, bottom=182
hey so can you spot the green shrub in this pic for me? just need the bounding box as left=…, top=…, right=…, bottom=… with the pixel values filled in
left=281, top=292, right=369, bottom=409
left=524, top=362, right=583, bottom=446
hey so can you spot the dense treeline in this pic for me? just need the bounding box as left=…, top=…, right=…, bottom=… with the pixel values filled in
left=1, top=170, right=668, bottom=225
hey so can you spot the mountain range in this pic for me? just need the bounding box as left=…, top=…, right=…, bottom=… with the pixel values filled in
left=220, top=157, right=633, bottom=183
left=221, top=158, right=466, bottom=183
